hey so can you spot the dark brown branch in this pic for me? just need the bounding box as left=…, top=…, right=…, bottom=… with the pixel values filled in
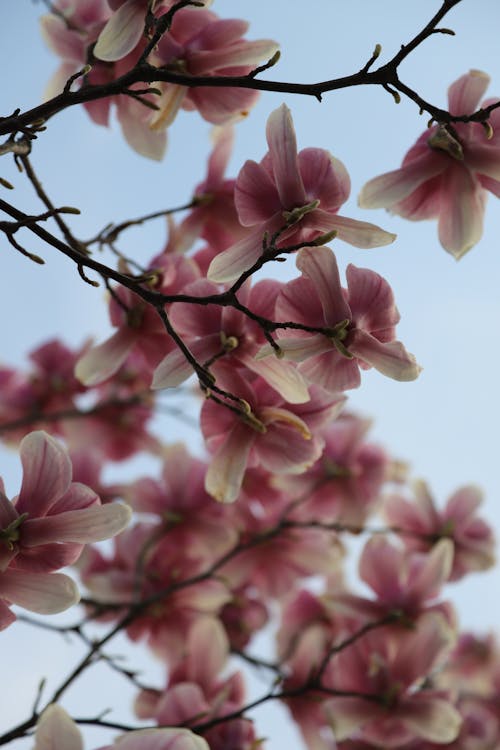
left=0, top=0, right=491, bottom=141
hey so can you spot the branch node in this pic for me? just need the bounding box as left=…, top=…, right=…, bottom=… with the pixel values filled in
left=77, top=263, right=100, bottom=287
left=248, top=50, right=281, bottom=78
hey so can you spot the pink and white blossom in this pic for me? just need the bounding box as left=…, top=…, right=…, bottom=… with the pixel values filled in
left=384, top=481, right=496, bottom=581
left=208, top=103, right=395, bottom=282
left=259, top=246, right=421, bottom=390
left=359, top=70, right=500, bottom=258
left=0, top=431, right=130, bottom=624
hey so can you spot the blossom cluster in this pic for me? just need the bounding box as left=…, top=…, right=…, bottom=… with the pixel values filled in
left=1, top=2, right=499, bottom=750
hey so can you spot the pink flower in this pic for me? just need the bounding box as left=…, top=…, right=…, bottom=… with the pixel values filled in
left=384, top=481, right=496, bottom=581
left=176, top=126, right=249, bottom=253
left=326, top=613, right=461, bottom=746
left=147, top=7, right=279, bottom=129
left=201, top=364, right=345, bottom=502
left=151, top=277, right=309, bottom=404
left=333, top=537, right=455, bottom=627
left=281, top=415, right=389, bottom=525
left=259, top=246, right=421, bottom=390
left=33, top=703, right=210, bottom=750
left=208, top=104, right=395, bottom=282
left=0, top=431, right=131, bottom=624
left=359, top=70, right=500, bottom=258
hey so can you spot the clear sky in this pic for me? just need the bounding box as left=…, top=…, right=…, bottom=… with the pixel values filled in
left=2, top=2, right=500, bottom=747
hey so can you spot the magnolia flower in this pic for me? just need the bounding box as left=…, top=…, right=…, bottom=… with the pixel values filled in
left=326, top=613, right=461, bottom=746
left=33, top=704, right=209, bottom=750
left=202, top=364, right=344, bottom=502
left=384, top=481, right=495, bottom=581
left=208, top=103, right=395, bottom=282
left=359, top=69, right=500, bottom=258
left=259, top=246, right=421, bottom=390
left=0, top=431, right=131, bottom=625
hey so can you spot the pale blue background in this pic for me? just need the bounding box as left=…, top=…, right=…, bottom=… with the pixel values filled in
left=1, top=2, right=500, bottom=747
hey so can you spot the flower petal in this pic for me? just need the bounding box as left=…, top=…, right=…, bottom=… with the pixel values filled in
left=296, top=246, right=351, bottom=325
left=447, top=69, right=490, bottom=116
left=205, top=422, right=254, bottom=503
left=22, top=502, right=131, bottom=546
left=311, top=209, right=396, bottom=248
left=34, top=705, right=83, bottom=750
left=358, top=152, right=444, bottom=209
left=348, top=330, right=421, bottom=381
left=94, top=0, right=146, bottom=61
left=75, top=328, right=136, bottom=387
left=437, top=164, right=486, bottom=257
left=266, top=104, right=306, bottom=208
left=0, top=570, right=79, bottom=614
left=16, top=432, right=72, bottom=517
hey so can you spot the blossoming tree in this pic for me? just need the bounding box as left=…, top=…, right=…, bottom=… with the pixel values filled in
left=1, top=1, right=500, bottom=749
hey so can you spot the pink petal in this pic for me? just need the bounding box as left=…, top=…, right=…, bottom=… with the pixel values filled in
left=300, top=350, right=361, bottom=391
left=266, top=104, right=306, bottom=208
left=235, top=159, right=281, bottom=225
left=359, top=536, right=403, bottom=599
left=190, top=86, right=259, bottom=125
left=437, top=164, right=486, bottom=257
left=345, top=263, right=399, bottom=332
left=444, top=485, right=483, bottom=522
left=240, top=352, right=310, bottom=403
left=412, top=539, right=453, bottom=600
left=399, top=695, right=461, bottom=743
left=16, top=432, right=72, bottom=517
left=296, top=247, right=351, bottom=325
left=205, top=422, right=254, bottom=503
left=298, top=148, right=350, bottom=210
left=393, top=613, right=454, bottom=684
left=325, top=696, right=382, bottom=741
left=111, top=728, right=210, bottom=750
left=258, top=409, right=322, bottom=474
left=39, top=15, right=86, bottom=63
left=348, top=330, right=421, bottom=381
left=22, top=502, right=131, bottom=546
left=34, top=705, right=83, bottom=750
left=152, top=338, right=219, bottom=390
left=189, top=39, right=279, bottom=75
left=74, top=328, right=136, bottom=386
left=311, top=209, right=396, bottom=248
left=0, top=570, right=79, bottom=613
left=207, top=222, right=277, bottom=282
left=94, top=0, right=146, bottom=61
left=261, top=335, right=332, bottom=363
left=187, top=617, right=229, bottom=686
left=150, top=84, right=187, bottom=131
left=447, top=69, right=490, bottom=116
left=358, top=153, right=445, bottom=208
left=117, top=97, right=167, bottom=161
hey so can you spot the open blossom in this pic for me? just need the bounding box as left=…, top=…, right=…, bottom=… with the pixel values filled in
left=280, top=415, right=389, bottom=525
left=75, top=253, right=199, bottom=387
left=259, top=246, right=421, bottom=390
left=34, top=704, right=209, bottom=750
left=208, top=103, right=395, bottom=282
left=384, top=480, right=495, bottom=581
left=95, top=1, right=278, bottom=130
left=332, top=537, right=455, bottom=628
left=201, top=364, right=345, bottom=502
left=326, top=613, right=461, bottom=747
left=151, top=277, right=309, bottom=404
left=135, top=617, right=257, bottom=750
left=175, top=126, right=249, bottom=254
left=0, top=431, right=131, bottom=627
left=359, top=70, right=500, bottom=258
